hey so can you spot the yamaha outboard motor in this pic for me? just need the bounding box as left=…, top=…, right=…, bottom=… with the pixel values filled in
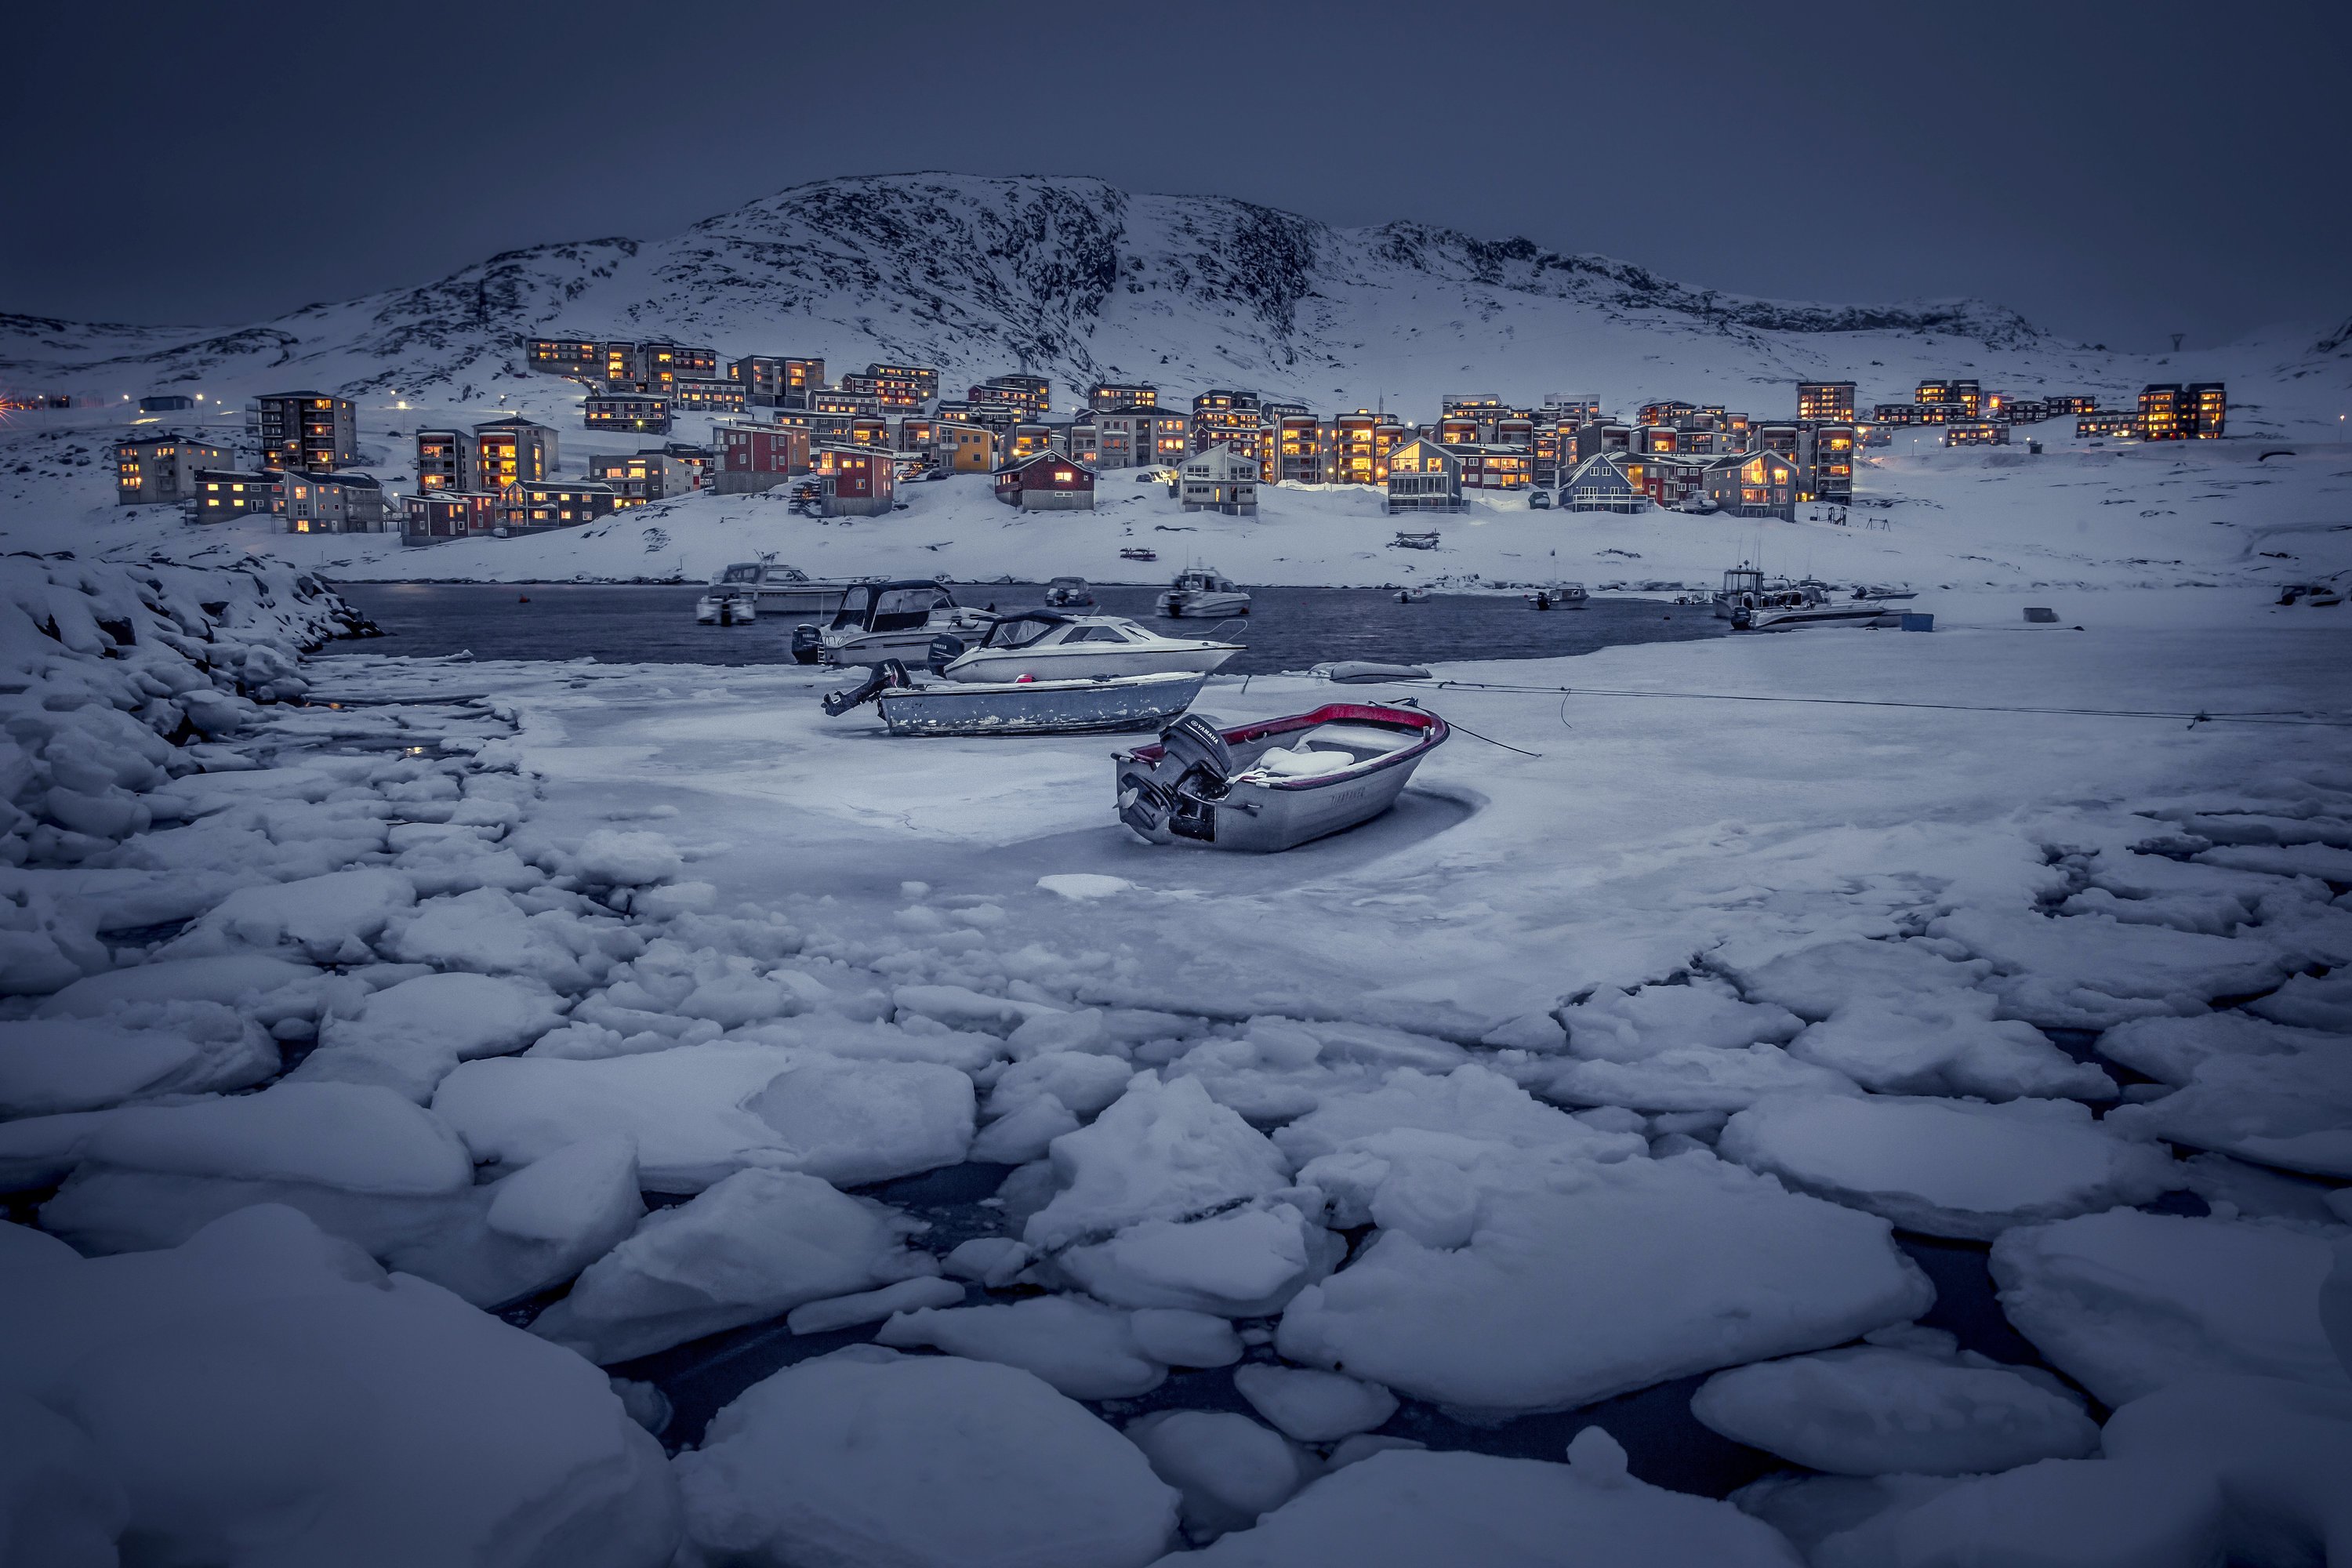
left=1117, top=713, right=1232, bottom=842
left=821, top=659, right=909, bottom=716
left=926, top=633, right=967, bottom=674
left=790, top=624, right=824, bottom=665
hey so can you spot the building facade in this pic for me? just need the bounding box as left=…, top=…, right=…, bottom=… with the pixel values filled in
left=993, top=451, right=1098, bottom=511
left=583, top=392, right=673, bottom=434
left=588, top=451, right=696, bottom=502
left=814, top=446, right=896, bottom=516
left=113, top=434, right=227, bottom=505
left=712, top=423, right=811, bottom=495
left=279, top=470, right=387, bottom=533
left=505, top=479, right=620, bottom=529
left=1797, top=382, right=1857, bottom=423
left=1087, top=382, right=1157, bottom=411
left=728, top=355, right=824, bottom=406
left=415, top=429, right=477, bottom=492
left=253, top=392, right=358, bottom=474
left=2140, top=383, right=2226, bottom=439
left=1178, top=445, right=1257, bottom=514
left=1562, top=452, right=1646, bottom=512
left=1701, top=451, right=1798, bottom=519
left=473, top=418, right=559, bottom=490
left=402, top=491, right=502, bottom=545
left=187, top=468, right=278, bottom=523
left=1385, top=439, right=1462, bottom=513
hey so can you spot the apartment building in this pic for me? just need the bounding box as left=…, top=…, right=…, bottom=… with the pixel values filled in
left=113, top=434, right=227, bottom=505
left=253, top=391, right=358, bottom=474
left=473, top=417, right=559, bottom=490
left=414, top=429, right=477, bottom=492
left=711, top=422, right=811, bottom=495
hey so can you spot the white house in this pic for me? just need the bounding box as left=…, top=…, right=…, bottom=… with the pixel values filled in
left=1180, top=442, right=1258, bottom=514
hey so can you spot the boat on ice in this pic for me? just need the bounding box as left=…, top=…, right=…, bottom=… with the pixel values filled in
left=1851, top=583, right=1919, bottom=601
left=1043, top=576, right=1096, bottom=608
left=791, top=580, right=992, bottom=667
left=1120, top=547, right=1159, bottom=563
left=821, top=662, right=1209, bottom=737
left=1157, top=567, right=1251, bottom=619
left=929, top=611, right=1242, bottom=684
left=1732, top=585, right=1903, bottom=632
left=1528, top=583, right=1588, bottom=610
left=710, top=561, right=865, bottom=616
left=1113, top=703, right=1449, bottom=853
left=695, top=588, right=757, bottom=626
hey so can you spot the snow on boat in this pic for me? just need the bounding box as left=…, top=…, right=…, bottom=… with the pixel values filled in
left=695, top=589, right=757, bottom=626
left=1156, top=567, right=1250, bottom=619
left=821, top=662, right=1209, bottom=736
left=931, top=611, right=1241, bottom=684
left=1114, top=703, right=1448, bottom=853
left=792, top=580, right=992, bottom=667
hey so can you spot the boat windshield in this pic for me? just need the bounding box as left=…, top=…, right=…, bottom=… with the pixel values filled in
left=760, top=564, right=810, bottom=584
left=718, top=563, right=761, bottom=585
left=982, top=617, right=1058, bottom=649
left=829, top=586, right=873, bottom=626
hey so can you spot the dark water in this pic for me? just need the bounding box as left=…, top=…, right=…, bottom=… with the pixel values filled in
left=323, top=581, right=1725, bottom=673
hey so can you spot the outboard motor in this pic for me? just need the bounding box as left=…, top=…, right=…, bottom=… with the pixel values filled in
left=821, top=659, right=909, bottom=717
left=1117, top=714, right=1232, bottom=842
left=790, top=624, right=824, bottom=665
left=926, top=633, right=967, bottom=674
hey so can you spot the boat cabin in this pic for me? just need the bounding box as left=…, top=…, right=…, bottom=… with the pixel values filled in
left=1168, top=568, right=1240, bottom=596
left=974, top=612, right=1164, bottom=652
left=824, top=580, right=958, bottom=633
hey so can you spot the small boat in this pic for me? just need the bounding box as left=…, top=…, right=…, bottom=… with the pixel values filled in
left=1851, top=584, right=1919, bottom=602
left=1113, top=703, right=1449, bottom=853
left=2310, top=587, right=2344, bottom=608
left=931, top=612, right=1241, bottom=684
left=1120, top=547, right=1159, bottom=563
left=1395, top=586, right=1431, bottom=604
left=821, top=662, right=1208, bottom=737
left=712, top=561, right=865, bottom=615
left=695, top=588, right=758, bottom=626
left=792, top=579, right=991, bottom=667
left=1157, top=567, right=1250, bottom=619
left=1528, top=583, right=1584, bottom=610
left=1043, top=576, right=1096, bottom=608
left=1733, top=586, right=1901, bottom=632
left=1390, top=531, right=1441, bottom=551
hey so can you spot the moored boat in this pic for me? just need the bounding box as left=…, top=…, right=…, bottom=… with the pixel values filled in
left=792, top=580, right=992, bottom=667
left=930, top=611, right=1241, bottom=684
left=820, top=662, right=1209, bottom=737
left=1156, top=567, right=1250, bottom=619
left=695, top=588, right=757, bottom=626
left=1113, top=702, right=1449, bottom=853
left=710, top=561, right=865, bottom=616
left=1043, top=576, right=1096, bottom=608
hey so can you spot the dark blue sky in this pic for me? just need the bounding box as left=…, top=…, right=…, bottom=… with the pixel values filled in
left=5, top=2, right=2344, bottom=350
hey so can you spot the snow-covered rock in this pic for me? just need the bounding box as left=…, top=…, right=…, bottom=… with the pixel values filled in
left=674, top=1346, right=1178, bottom=1568
left=1690, top=1342, right=2098, bottom=1476
left=1160, top=1442, right=1802, bottom=1567
left=292, top=969, right=567, bottom=1103
left=530, top=1168, right=935, bottom=1364
left=1231, top=1363, right=1399, bottom=1443
left=1991, top=1209, right=2352, bottom=1406
left=1717, top=1094, right=2181, bottom=1239
left=434, top=1042, right=974, bottom=1192
left=0, top=1206, right=681, bottom=1567
left=38, top=1081, right=476, bottom=1256
left=876, top=1293, right=1168, bottom=1400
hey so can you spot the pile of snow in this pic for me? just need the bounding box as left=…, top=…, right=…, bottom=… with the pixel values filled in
left=1717, top=1094, right=2181, bottom=1239
left=673, top=1346, right=1178, bottom=1567
left=387, top=1132, right=645, bottom=1310
left=0, top=1206, right=679, bottom=1566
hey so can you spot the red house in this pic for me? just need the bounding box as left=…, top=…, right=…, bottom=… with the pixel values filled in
left=992, top=451, right=1097, bottom=511
left=814, top=445, right=895, bottom=516
left=713, top=423, right=811, bottom=495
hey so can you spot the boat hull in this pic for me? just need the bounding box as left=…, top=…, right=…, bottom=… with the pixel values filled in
left=1736, top=604, right=1900, bottom=632
left=1114, top=703, right=1447, bottom=853
left=876, top=672, right=1208, bottom=736
left=1158, top=592, right=1251, bottom=618
left=943, top=644, right=1238, bottom=684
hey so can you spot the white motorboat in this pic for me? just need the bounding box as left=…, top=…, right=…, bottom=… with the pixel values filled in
left=1732, top=585, right=1902, bottom=632
left=821, top=661, right=1210, bottom=737
left=791, top=579, right=993, bottom=667
left=1042, top=576, right=1096, bottom=608
left=1528, top=583, right=1588, bottom=610
left=695, top=588, right=757, bottom=626
left=1157, top=567, right=1251, bottom=619
left=1114, top=703, right=1450, bottom=853
left=711, top=561, right=866, bottom=616
left=929, top=612, right=1241, bottom=684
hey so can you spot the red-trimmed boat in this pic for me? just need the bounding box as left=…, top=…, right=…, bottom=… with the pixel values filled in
left=1113, top=702, right=1449, bottom=852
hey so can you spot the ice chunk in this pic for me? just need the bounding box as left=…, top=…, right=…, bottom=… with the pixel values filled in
left=385, top=1133, right=645, bottom=1310
left=1232, top=1363, right=1398, bottom=1442
left=1932, top=905, right=2295, bottom=1028
left=674, top=1348, right=1176, bottom=1568
left=292, top=970, right=566, bottom=1103
left=1810, top=1457, right=2221, bottom=1568
left=0, top=1389, right=125, bottom=1568
left=171, top=868, right=416, bottom=961
left=0, top=1011, right=276, bottom=1117
left=2249, top=967, right=2352, bottom=1032
left=1275, top=1064, right=1643, bottom=1167
left=39, top=1082, right=476, bottom=1257
left=1562, top=979, right=1804, bottom=1061
left=2106, top=1045, right=2352, bottom=1178
left=786, top=1276, right=966, bottom=1334
left=1691, top=1344, right=2096, bottom=1475
left=0, top=1206, right=681, bottom=1566
left=2096, top=1010, right=2327, bottom=1087
left=570, top=829, right=681, bottom=887
left=876, top=1294, right=1167, bottom=1399
left=531, top=1168, right=935, bottom=1364
left=943, top=1235, right=1034, bottom=1287
left=1127, top=1409, right=1308, bottom=1541
left=2100, top=1374, right=2352, bottom=1566
left=1537, top=1044, right=1864, bottom=1113
left=971, top=1094, right=1082, bottom=1163
left=434, top=1042, right=973, bottom=1192
left=1718, top=1094, right=2181, bottom=1239
left=1991, top=1210, right=2352, bottom=1406
left=1276, top=1151, right=1933, bottom=1414
left=35, top=953, right=317, bottom=1017
left=1163, top=1447, right=1802, bottom=1566
left=1039, top=873, right=1134, bottom=901
left=1025, top=1075, right=1291, bottom=1254
left=1058, top=1203, right=1336, bottom=1316
left=1130, top=1308, right=1244, bottom=1368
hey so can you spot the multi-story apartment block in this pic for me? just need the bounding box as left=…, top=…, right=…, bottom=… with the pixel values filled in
left=1045, top=419, right=1100, bottom=465
left=253, top=391, right=358, bottom=474
left=1797, top=423, right=1857, bottom=502
left=1004, top=423, right=1054, bottom=463
left=2076, top=408, right=2144, bottom=438
left=728, top=355, right=825, bottom=406
left=894, top=416, right=935, bottom=454
left=584, top=392, right=673, bottom=435
left=1090, top=405, right=1188, bottom=470
left=473, top=417, right=558, bottom=491
left=1189, top=390, right=1261, bottom=458
left=1543, top=394, right=1605, bottom=423
left=671, top=378, right=746, bottom=414
left=1748, top=421, right=1802, bottom=457
left=2045, top=395, right=2098, bottom=417
left=1797, top=382, right=1857, bottom=423
left=2140, top=383, right=2226, bottom=439
left=279, top=470, right=387, bottom=533
left=1267, top=413, right=1323, bottom=484
left=414, top=429, right=477, bottom=492
left=968, top=374, right=1052, bottom=421
left=1573, top=422, right=1634, bottom=460
left=1322, top=409, right=1407, bottom=484
left=1087, top=382, right=1157, bottom=411
left=810, top=386, right=880, bottom=417
left=711, top=422, right=811, bottom=495
left=587, top=451, right=696, bottom=503
left=525, top=337, right=602, bottom=379
left=935, top=421, right=998, bottom=474
left=113, top=434, right=228, bottom=505
left=859, top=364, right=939, bottom=407
left=1452, top=444, right=1534, bottom=489
left=1943, top=420, right=2009, bottom=446
left=1637, top=400, right=1697, bottom=427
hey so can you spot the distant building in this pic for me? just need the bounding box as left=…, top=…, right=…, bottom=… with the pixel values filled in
left=1622, top=455, right=1708, bottom=509
left=1385, top=439, right=1462, bottom=513
left=1797, top=382, right=1857, bottom=423
left=1454, top=444, right=1534, bottom=489
left=1797, top=423, right=1857, bottom=503
left=588, top=451, right=696, bottom=502
left=1573, top=422, right=1633, bottom=460
left=1087, top=381, right=1157, bottom=411
left=2140, top=382, right=2225, bottom=440
left=728, top=355, right=825, bottom=407
left=2076, top=408, right=2144, bottom=439
left=1267, top=412, right=1323, bottom=485
left=969, top=374, right=1051, bottom=421
left=935, top=421, right=998, bottom=474
left=1323, top=409, right=1408, bottom=484
left=1942, top=420, right=2009, bottom=447
left=993, top=450, right=1098, bottom=511
left=1190, top=390, right=1262, bottom=460
left=1871, top=403, right=1922, bottom=426
left=113, top=434, right=227, bottom=505
left=1046, top=419, right=1099, bottom=466
left=505, top=478, right=620, bottom=529
left=584, top=391, right=673, bottom=435
left=1543, top=394, right=1604, bottom=423
left=1093, top=405, right=1189, bottom=470
left=253, top=391, right=358, bottom=474
left=2044, top=395, right=2098, bottom=417
left=712, top=422, right=810, bottom=495
left=1178, top=445, right=1257, bottom=514
left=1004, top=423, right=1054, bottom=463
left=859, top=364, right=940, bottom=408
left=1560, top=452, right=1646, bottom=512
left=414, top=429, right=477, bottom=492
left=1632, top=425, right=1681, bottom=456
left=811, top=386, right=881, bottom=417
left=1701, top=451, right=1798, bottom=520
left=813, top=445, right=895, bottom=516
left=524, top=337, right=601, bottom=379
left=187, top=468, right=278, bottom=524
left=139, top=394, right=194, bottom=412
left=671, top=378, right=747, bottom=414
left=473, top=417, right=558, bottom=490
left=402, top=490, right=502, bottom=545
left=279, top=470, right=387, bottom=533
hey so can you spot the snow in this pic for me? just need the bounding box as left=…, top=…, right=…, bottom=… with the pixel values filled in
left=0, top=1206, right=681, bottom=1568
left=432, top=1041, right=974, bottom=1191
left=1058, top=1203, right=1335, bottom=1316
left=1690, top=1341, right=2098, bottom=1476
left=0, top=1011, right=277, bottom=1117
left=1275, top=1150, right=1933, bottom=1414
left=2099, top=1375, right=2352, bottom=1567
left=673, top=1346, right=1178, bottom=1568
left=876, top=1294, right=1169, bottom=1400
left=0, top=1389, right=125, bottom=1568
left=1125, top=1410, right=1310, bottom=1541
left=387, top=1133, right=646, bottom=1310
left=1160, top=1445, right=1803, bottom=1567
left=1024, top=1074, right=1294, bottom=1253
left=530, top=1167, right=935, bottom=1364
left=1807, top=1457, right=2223, bottom=1568
left=1231, top=1363, right=1399, bottom=1443
left=1716, top=1094, right=2182, bottom=1239
left=1129, top=1307, right=1246, bottom=1368
left=1991, top=1210, right=2352, bottom=1406
left=292, top=968, right=566, bottom=1102
left=169, top=866, right=416, bottom=962
left=2106, top=1038, right=2352, bottom=1178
